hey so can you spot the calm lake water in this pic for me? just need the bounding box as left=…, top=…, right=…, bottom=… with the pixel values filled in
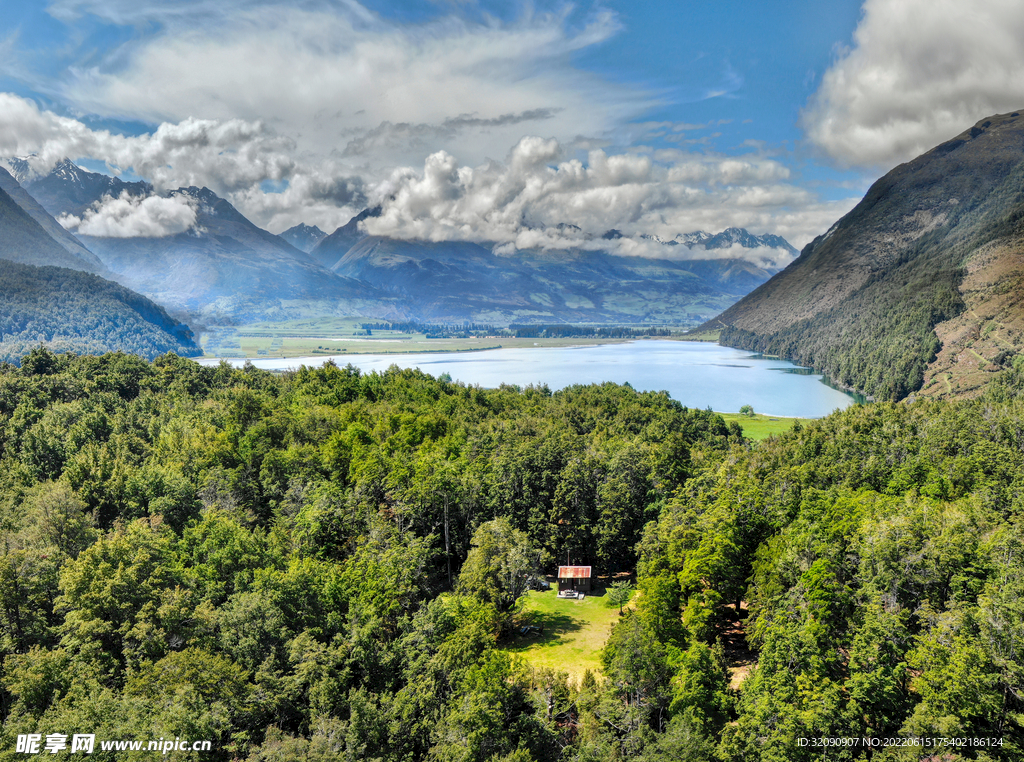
left=198, top=341, right=854, bottom=418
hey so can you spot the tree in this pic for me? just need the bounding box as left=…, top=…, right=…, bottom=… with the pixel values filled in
left=601, top=611, right=672, bottom=736
left=607, top=580, right=634, bottom=614
left=738, top=404, right=754, bottom=417
left=456, top=518, right=542, bottom=630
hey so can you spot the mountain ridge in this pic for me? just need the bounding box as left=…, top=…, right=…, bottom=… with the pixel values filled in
left=0, top=174, right=200, bottom=362
left=0, top=183, right=107, bottom=273
left=328, top=234, right=785, bottom=324
left=701, top=109, right=1024, bottom=400
left=0, top=166, right=106, bottom=272
left=9, top=160, right=397, bottom=322
left=8, top=157, right=799, bottom=327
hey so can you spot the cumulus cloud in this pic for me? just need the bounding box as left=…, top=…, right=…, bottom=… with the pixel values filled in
left=802, top=0, right=1024, bottom=169
left=0, top=1, right=873, bottom=246
left=0, top=92, right=378, bottom=230
left=359, top=137, right=851, bottom=255
left=0, top=93, right=296, bottom=190
left=0, top=91, right=860, bottom=248
left=58, top=191, right=198, bottom=237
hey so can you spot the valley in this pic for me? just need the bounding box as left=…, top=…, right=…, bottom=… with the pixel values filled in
left=3, top=2, right=1024, bottom=759
left=199, top=317, right=691, bottom=358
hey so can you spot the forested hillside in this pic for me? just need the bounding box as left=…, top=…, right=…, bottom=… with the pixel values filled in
left=704, top=110, right=1024, bottom=401
left=0, top=260, right=200, bottom=363
left=0, top=351, right=1019, bottom=760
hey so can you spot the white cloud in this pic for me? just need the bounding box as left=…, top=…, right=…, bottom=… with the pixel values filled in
left=59, top=191, right=197, bottom=237
left=0, top=2, right=874, bottom=248
left=50, top=3, right=642, bottom=170
left=360, top=137, right=857, bottom=253
left=802, top=0, right=1024, bottom=169
left=0, top=91, right=858, bottom=248
left=0, top=93, right=296, bottom=189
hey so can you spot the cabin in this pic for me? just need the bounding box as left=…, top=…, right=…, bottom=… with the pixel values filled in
left=557, top=565, right=592, bottom=593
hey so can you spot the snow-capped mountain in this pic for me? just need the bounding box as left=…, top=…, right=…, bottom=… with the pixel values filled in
left=676, top=227, right=798, bottom=253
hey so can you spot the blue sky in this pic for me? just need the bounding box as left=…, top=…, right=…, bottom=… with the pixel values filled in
left=2, top=0, right=1023, bottom=251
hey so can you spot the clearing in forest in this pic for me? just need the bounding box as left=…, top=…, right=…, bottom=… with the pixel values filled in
left=718, top=412, right=802, bottom=440
left=504, top=585, right=629, bottom=682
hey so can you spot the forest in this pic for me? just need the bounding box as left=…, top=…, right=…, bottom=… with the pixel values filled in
left=0, top=348, right=1020, bottom=760
left=0, top=260, right=200, bottom=365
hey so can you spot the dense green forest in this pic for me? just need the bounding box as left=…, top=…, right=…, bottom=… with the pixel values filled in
left=0, top=259, right=200, bottom=364
left=0, top=349, right=1020, bottom=760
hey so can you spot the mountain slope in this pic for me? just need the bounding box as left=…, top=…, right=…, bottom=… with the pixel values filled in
left=0, top=185, right=106, bottom=272
left=701, top=110, right=1024, bottom=401
left=0, top=259, right=200, bottom=363
left=15, top=162, right=394, bottom=321
left=309, top=206, right=381, bottom=268
left=0, top=166, right=201, bottom=362
left=0, top=167, right=105, bottom=271
left=0, top=177, right=200, bottom=361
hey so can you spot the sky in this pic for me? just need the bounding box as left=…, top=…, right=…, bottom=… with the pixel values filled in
left=2, top=0, right=1024, bottom=256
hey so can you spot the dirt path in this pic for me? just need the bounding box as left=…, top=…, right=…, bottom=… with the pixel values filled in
left=721, top=602, right=756, bottom=690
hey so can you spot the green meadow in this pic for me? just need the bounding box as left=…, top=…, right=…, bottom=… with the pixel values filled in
left=718, top=412, right=802, bottom=440
left=504, top=585, right=633, bottom=682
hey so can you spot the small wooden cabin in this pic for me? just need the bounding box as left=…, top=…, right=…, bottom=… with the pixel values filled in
left=557, top=565, right=592, bottom=593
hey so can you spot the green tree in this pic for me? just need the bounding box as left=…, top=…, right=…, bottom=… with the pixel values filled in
left=456, top=518, right=542, bottom=631
left=607, top=579, right=634, bottom=614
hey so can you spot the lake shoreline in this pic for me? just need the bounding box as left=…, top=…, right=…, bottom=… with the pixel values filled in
left=195, top=340, right=854, bottom=418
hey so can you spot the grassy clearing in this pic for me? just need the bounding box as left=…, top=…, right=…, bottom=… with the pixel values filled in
left=679, top=329, right=721, bottom=342
left=719, top=413, right=802, bottom=440
left=504, top=585, right=630, bottom=682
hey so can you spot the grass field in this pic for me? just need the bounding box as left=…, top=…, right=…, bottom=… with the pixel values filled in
left=719, top=412, right=802, bottom=440
left=504, top=585, right=632, bottom=682
left=198, top=318, right=691, bottom=358
left=679, top=329, right=721, bottom=341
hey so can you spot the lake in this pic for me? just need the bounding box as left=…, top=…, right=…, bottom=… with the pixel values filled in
left=197, top=341, right=854, bottom=418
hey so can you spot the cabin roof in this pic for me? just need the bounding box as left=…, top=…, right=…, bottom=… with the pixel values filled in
left=558, top=565, right=592, bottom=579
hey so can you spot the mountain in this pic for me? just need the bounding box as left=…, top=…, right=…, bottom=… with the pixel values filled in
left=20, top=157, right=150, bottom=218
left=0, top=184, right=106, bottom=272
left=280, top=223, right=327, bottom=253
left=0, top=166, right=105, bottom=272
left=11, top=158, right=793, bottom=326
left=675, top=227, right=798, bottom=253
left=328, top=235, right=784, bottom=324
left=701, top=110, right=1024, bottom=401
left=300, top=203, right=794, bottom=323
left=309, top=206, right=381, bottom=268
left=0, top=258, right=200, bottom=364
left=14, top=161, right=395, bottom=322
left=0, top=179, right=199, bottom=362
